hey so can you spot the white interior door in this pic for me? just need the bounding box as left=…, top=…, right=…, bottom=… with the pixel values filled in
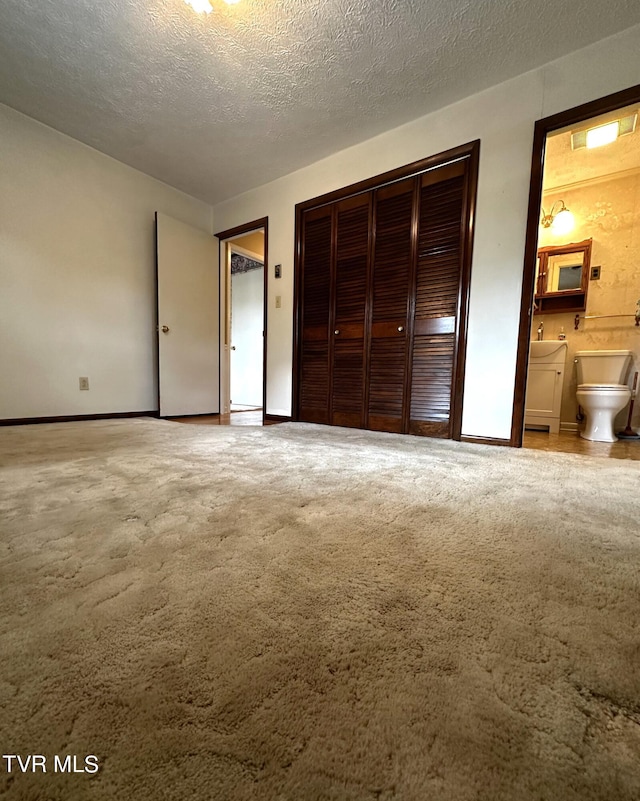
left=156, top=212, right=219, bottom=417
left=231, top=265, right=264, bottom=407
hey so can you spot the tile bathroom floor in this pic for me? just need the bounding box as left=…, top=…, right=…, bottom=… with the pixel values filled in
left=523, top=429, right=640, bottom=461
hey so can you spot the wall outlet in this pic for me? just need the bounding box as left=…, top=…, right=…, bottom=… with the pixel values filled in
left=275, top=295, right=282, bottom=308
left=79, top=376, right=89, bottom=391
left=591, top=265, right=601, bottom=280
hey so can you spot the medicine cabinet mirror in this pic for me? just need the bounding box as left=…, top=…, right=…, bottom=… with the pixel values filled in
left=534, top=238, right=592, bottom=314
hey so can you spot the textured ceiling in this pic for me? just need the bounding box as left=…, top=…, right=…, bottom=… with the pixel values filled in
left=1, top=0, right=639, bottom=205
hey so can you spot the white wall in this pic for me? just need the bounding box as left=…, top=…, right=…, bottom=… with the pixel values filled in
left=211, top=23, right=640, bottom=435
left=0, top=104, right=212, bottom=420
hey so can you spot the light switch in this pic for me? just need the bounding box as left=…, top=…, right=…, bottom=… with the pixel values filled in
left=275, top=295, right=282, bottom=309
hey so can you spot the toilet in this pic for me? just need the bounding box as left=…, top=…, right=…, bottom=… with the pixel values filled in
left=575, top=350, right=632, bottom=442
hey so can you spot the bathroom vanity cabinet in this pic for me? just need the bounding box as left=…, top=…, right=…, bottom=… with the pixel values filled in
left=524, top=341, right=568, bottom=434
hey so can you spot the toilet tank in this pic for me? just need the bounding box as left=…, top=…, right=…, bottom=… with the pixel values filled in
left=575, top=350, right=632, bottom=385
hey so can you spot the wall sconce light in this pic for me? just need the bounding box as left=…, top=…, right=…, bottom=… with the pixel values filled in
left=185, top=0, right=212, bottom=12
left=540, top=200, right=574, bottom=235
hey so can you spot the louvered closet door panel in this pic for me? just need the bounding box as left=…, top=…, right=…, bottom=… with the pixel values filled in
left=410, top=161, right=466, bottom=437
left=300, top=207, right=332, bottom=423
left=332, top=194, right=370, bottom=428
left=368, top=178, right=416, bottom=433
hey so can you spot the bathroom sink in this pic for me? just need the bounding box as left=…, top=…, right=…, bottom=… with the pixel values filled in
left=529, top=340, right=568, bottom=360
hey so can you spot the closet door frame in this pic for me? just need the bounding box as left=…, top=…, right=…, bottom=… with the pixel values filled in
left=293, top=140, right=480, bottom=438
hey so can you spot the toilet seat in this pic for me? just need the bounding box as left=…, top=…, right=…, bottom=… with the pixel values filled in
left=578, top=383, right=628, bottom=391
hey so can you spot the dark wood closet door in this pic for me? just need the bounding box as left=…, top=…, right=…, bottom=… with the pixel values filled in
left=331, top=194, right=371, bottom=428
left=409, top=161, right=467, bottom=437
left=295, top=141, right=478, bottom=440
left=299, top=206, right=332, bottom=423
left=367, top=177, right=416, bottom=434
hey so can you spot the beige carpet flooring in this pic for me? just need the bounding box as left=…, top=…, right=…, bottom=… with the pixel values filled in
left=1, top=418, right=639, bottom=801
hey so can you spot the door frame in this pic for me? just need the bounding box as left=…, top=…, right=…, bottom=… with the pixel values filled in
left=215, top=217, right=268, bottom=423
left=510, top=83, right=640, bottom=446
left=292, top=141, right=480, bottom=439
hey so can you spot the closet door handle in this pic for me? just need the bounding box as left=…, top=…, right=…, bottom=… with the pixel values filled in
left=397, top=326, right=404, bottom=333
left=334, top=329, right=340, bottom=336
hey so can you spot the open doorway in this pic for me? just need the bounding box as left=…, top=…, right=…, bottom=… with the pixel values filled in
left=514, top=85, right=640, bottom=458
left=229, top=232, right=264, bottom=415
left=215, top=218, right=268, bottom=426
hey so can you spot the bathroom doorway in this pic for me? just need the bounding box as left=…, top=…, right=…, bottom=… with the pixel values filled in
left=514, top=85, right=640, bottom=459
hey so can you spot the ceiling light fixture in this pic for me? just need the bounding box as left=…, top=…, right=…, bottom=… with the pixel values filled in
left=540, top=200, right=574, bottom=234
left=571, top=112, right=637, bottom=150
left=586, top=121, right=620, bottom=149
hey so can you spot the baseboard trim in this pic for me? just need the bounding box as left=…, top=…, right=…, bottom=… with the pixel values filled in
left=264, top=414, right=292, bottom=425
left=163, top=412, right=220, bottom=419
left=560, top=422, right=579, bottom=432
left=0, top=411, right=160, bottom=426
left=460, top=434, right=511, bottom=447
